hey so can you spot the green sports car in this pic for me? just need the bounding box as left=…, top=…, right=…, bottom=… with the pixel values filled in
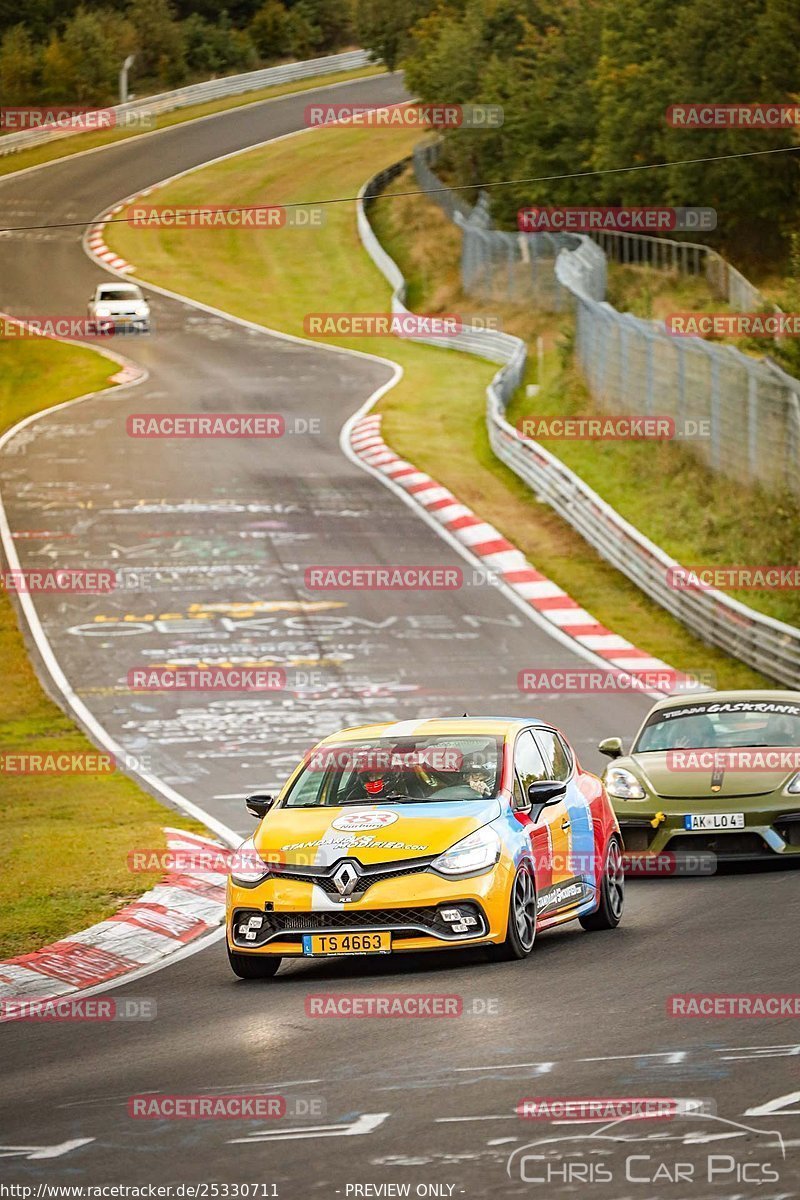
left=599, top=690, right=800, bottom=864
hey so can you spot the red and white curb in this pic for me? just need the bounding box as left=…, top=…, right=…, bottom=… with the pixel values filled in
left=349, top=414, right=692, bottom=686
left=0, top=828, right=227, bottom=1008
left=86, top=193, right=152, bottom=274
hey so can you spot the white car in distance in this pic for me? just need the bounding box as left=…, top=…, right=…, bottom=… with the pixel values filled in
left=87, top=282, right=151, bottom=333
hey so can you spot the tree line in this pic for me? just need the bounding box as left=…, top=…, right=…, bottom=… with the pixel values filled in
left=0, top=0, right=356, bottom=106
left=357, top=0, right=800, bottom=265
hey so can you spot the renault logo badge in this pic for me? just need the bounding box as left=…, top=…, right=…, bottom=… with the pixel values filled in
left=332, top=862, right=359, bottom=896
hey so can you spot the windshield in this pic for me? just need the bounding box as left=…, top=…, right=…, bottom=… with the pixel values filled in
left=98, top=288, right=142, bottom=301
left=282, top=735, right=504, bottom=808
left=634, top=700, right=800, bottom=752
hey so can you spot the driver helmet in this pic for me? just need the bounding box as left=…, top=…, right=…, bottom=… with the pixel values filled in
left=353, top=753, right=403, bottom=797
left=462, top=751, right=494, bottom=795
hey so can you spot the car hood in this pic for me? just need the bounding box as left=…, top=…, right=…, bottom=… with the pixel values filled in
left=254, top=798, right=501, bottom=867
left=629, top=752, right=792, bottom=799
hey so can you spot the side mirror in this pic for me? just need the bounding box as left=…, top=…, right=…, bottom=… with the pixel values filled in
left=598, top=736, right=623, bottom=759
left=527, top=779, right=568, bottom=806
left=245, top=793, right=274, bottom=819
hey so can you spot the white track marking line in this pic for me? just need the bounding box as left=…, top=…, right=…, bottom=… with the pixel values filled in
left=228, top=1112, right=389, bottom=1143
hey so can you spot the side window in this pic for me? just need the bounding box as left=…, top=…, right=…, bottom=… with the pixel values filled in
left=514, top=730, right=549, bottom=804
left=533, top=729, right=573, bottom=781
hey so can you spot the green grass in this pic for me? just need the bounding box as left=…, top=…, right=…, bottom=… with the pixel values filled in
left=104, top=124, right=771, bottom=689
left=0, top=339, right=205, bottom=958
left=0, top=63, right=384, bottom=180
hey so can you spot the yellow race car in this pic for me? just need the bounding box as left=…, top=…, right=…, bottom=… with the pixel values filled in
left=226, top=716, right=623, bottom=977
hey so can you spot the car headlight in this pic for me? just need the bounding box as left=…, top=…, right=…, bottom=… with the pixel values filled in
left=605, top=766, right=646, bottom=800
left=94, top=306, right=112, bottom=317
left=432, top=825, right=500, bottom=876
left=230, top=836, right=271, bottom=885
left=786, top=772, right=800, bottom=795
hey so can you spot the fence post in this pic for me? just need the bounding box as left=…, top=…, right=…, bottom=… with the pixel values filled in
left=747, top=367, right=759, bottom=483
left=709, top=350, right=722, bottom=471
left=645, top=331, right=655, bottom=415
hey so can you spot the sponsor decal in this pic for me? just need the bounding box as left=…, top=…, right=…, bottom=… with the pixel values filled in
left=536, top=877, right=586, bottom=914
left=655, top=701, right=800, bottom=722
left=280, top=835, right=428, bottom=852
left=331, top=811, right=400, bottom=832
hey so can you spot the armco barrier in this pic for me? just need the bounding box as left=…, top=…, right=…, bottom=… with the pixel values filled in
left=358, top=158, right=800, bottom=687
left=0, top=49, right=373, bottom=158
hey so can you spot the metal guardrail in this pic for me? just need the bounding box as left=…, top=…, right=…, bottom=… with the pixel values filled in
left=414, top=143, right=800, bottom=499
left=587, top=229, right=773, bottom=313
left=0, top=49, right=373, bottom=158
left=359, top=155, right=800, bottom=687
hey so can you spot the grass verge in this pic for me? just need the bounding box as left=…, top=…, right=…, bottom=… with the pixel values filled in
left=0, top=63, right=384, bottom=180
left=0, top=339, right=204, bottom=958
left=104, top=123, right=772, bottom=690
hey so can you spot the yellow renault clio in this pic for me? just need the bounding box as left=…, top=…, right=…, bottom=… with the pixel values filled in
left=226, top=717, right=623, bottom=978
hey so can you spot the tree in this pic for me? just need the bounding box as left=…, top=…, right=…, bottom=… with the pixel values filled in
left=183, top=12, right=257, bottom=74
left=0, top=24, right=41, bottom=104
left=249, top=0, right=290, bottom=59
left=41, top=7, right=134, bottom=105
left=297, top=0, right=354, bottom=50
left=128, top=0, right=186, bottom=87
left=354, top=0, right=429, bottom=71
left=283, top=3, right=322, bottom=58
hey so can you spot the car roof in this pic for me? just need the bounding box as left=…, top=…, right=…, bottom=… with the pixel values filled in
left=317, top=716, right=542, bottom=744
left=646, top=688, right=800, bottom=715
left=97, top=282, right=141, bottom=292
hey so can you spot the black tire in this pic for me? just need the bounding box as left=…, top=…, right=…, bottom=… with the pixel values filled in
left=227, top=943, right=282, bottom=979
left=580, top=837, right=624, bottom=931
left=489, top=863, right=538, bottom=961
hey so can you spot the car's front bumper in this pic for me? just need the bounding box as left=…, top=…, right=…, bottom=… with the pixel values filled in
left=615, top=802, right=800, bottom=864
left=226, top=859, right=514, bottom=956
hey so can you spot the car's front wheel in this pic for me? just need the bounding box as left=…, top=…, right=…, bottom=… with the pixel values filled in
left=227, top=944, right=282, bottom=979
left=580, top=837, right=624, bottom=931
left=490, top=864, right=537, bottom=961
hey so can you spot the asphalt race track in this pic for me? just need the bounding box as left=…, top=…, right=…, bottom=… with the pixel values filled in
left=0, top=73, right=799, bottom=1198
